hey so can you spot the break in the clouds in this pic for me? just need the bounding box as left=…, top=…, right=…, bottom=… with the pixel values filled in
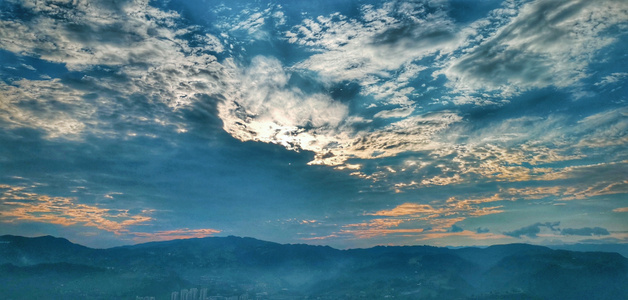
left=0, top=0, right=627, bottom=248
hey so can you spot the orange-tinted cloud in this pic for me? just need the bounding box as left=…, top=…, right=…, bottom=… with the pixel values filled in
left=0, top=184, right=151, bottom=234
left=370, top=203, right=438, bottom=217
left=337, top=218, right=423, bottom=239
left=1, top=184, right=222, bottom=243
left=335, top=193, right=507, bottom=240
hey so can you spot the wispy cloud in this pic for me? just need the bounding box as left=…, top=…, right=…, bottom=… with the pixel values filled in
left=441, top=0, right=628, bottom=96
left=316, top=194, right=506, bottom=241
left=0, top=183, right=221, bottom=243
left=594, top=72, right=628, bottom=87
left=221, top=3, right=286, bottom=38
left=0, top=184, right=151, bottom=234
left=339, top=218, right=422, bottom=239
left=131, top=228, right=221, bottom=243
left=370, top=203, right=437, bottom=217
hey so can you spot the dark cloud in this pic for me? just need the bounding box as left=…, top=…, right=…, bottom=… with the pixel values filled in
left=450, top=224, right=464, bottom=233
left=476, top=227, right=490, bottom=234
left=505, top=223, right=611, bottom=239
left=561, top=227, right=610, bottom=236
left=504, top=222, right=560, bottom=238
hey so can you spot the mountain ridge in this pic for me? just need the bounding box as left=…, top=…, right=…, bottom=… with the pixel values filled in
left=1, top=235, right=627, bottom=299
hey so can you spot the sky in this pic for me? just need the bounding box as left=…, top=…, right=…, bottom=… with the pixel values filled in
left=0, top=0, right=626, bottom=249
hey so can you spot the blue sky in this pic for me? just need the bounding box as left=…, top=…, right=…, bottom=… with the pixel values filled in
left=0, top=0, right=626, bottom=249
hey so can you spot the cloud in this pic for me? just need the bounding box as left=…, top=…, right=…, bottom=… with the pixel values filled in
left=223, top=3, right=286, bottom=38
left=131, top=228, right=221, bottom=243
left=373, top=107, right=415, bottom=119
left=1, top=0, right=627, bottom=250
left=450, top=224, right=464, bottom=233
left=614, top=207, right=628, bottom=213
left=504, top=222, right=560, bottom=238
left=0, top=0, right=223, bottom=71
left=476, top=227, right=490, bottom=234
left=370, top=203, right=437, bottom=217
left=217, top=55, right=349, bottom=156
left=219, top=55, right=463, bottom=166
left=370, top=194, right=504, bottom=220
left=0, top=184, right=152, bottom=234
left=340, top=218, right=424, bottom=239
left=417, top=230, right=507, bottom=243
left=332, top=194, right=506, bottom=240
left=287, top=1, right=464, bottom=108
left=0, top=183, right=222, bottom=244
left=560, top=227, right=610, bottom=236
left=441, top=0, right=628, bottom=95
left=288, top=2, right=459, bottom=80
left=561, top=179, right=628, bottom=201
left=594, top=72, right=628, bottom=87
left=0, top=79, right=92, bottom=139
left=378, top=106, right=628, bottom=192
left=575, top=107, right=628, bottom=148
left=311, top=111, right=461, bottom=166
left=0, top=0, right=227, bottom=139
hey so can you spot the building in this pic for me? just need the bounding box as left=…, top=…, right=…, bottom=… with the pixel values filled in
left=180, top=289, right=189, bottom=300
left=189, top=287, right=198, bottom=300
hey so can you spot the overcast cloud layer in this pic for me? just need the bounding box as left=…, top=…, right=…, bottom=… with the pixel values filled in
left=0, top=0, right=626, bottom=248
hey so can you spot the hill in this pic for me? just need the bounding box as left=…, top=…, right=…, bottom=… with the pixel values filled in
left=0, top=235, right=626, bottom=299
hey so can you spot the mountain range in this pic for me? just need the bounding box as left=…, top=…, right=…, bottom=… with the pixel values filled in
left=1, top=235, right=626, bottom=299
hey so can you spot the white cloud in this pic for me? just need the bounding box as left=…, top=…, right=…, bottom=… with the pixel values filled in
left=0, top=79, right=92, bottom=139
left=594, top=72, right=628, bottom=87
left=220, top=3, right=286, bottom=40
left=218, top=56, right=349, bottom=152
left=575, top=107, right=628, bottom=148
left=373, top=107, right=414, bottom=119
left=0, top=0, right=227, bottom=138
left=218, top=55, right=463, bottom=166
left=287, top=1, right=463, bottom=106
left=0, top=0, right=217, bottom=70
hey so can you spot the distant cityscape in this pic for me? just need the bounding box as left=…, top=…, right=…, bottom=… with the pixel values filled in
left=137, top=287, right=264, bottom=300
